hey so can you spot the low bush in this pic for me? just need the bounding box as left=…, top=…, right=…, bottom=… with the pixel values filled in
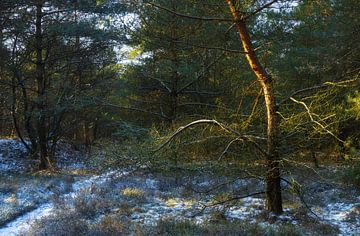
left=24, top=212, right=89, bottom=236
left=88, top=216, right=127, bottom=235
left=141, top=219, right=303, bottom=236
left=342, top=160, right=360, bottom=189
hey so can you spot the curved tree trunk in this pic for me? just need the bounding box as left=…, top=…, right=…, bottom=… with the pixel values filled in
left=10, top=37, right=32, bottom=151
left=11, top=74, right=30, bottom=151
left=225, top=0, right=283, bottom=214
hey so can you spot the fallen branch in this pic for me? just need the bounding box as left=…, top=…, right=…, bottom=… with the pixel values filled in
left=192, top=191, right=265, bottom=217
left=280, top=177, right=321, bottom=220
left=189, top=172, right=263, bottom=195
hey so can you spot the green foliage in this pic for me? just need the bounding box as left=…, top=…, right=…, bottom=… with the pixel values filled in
left=113, top=122, right=149, bottom=141
left=347, top=91, right=360, bottom=120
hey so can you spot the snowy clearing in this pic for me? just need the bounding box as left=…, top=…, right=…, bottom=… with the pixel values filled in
left=0, top=139, right=359, bottom=235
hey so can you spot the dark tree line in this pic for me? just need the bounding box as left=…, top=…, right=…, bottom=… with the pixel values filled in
left=0, top=0, right=127, bottom=168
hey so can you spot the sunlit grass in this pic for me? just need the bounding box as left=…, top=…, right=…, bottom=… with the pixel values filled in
left=4, top=194, right=17, bottom=203
left=165, top=198, right=195, bottom=208
left=121, top=187, right=144, bottom=198
left=0, top=136, right=18, bottom=139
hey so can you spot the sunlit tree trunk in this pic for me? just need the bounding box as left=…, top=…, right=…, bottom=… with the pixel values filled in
left=225, top=0, right=283, bottom=214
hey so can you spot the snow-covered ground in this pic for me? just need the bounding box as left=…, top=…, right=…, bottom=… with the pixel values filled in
left=0, top=139, right=30, bottom=173
left=0, top=204, right=54, bottom=235
left=0, top=139, right=359, bottom=235
left=0, top=170, right=132, bottom=235
left=1, top=171, right=358, bottom=235
left=0, top=138, right=88, bottom=173
left=320, top=200, right=360, bottom=235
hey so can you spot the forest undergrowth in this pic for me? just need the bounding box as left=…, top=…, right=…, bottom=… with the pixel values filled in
left=0, top=137, right=359, bottom=236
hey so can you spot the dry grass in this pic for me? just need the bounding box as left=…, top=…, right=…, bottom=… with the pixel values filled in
left=140, top=219, right=303, bottom=236
left=121, top=187, right=145, bottom=198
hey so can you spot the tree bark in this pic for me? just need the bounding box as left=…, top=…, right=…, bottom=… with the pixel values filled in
left=35, top=1, right=50, bottom=170
left=20, top=81, right=38, bottom=154
left=11, top=74, right=30, bottom=150
left=225, top=0, right=283, bottom=214
left=168, top=0, right=179, bottom=124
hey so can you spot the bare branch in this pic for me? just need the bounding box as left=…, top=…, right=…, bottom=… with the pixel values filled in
left=90, top=96, right=170, bottom=120
left=218, top=138, right=242, bottom=160
left=153, top=119, right=267, bottom=156
left=281, top=177, right=321, bottom=220
left=192, top=191, right=265, bottom=217
left=177, top=53, right=225, bottom=94
left=244, top=0, right=279, bottom=20
left=278, top=84, right=329, bottom=105
left=278, top=78, right=358, bottom=106
left=244, top=88, right=262, bottom=129
left=182, top=90, right=223, bottom=96
left=145, top=75, right=172, bottom=93
left=172, top=40, right=247, bottom=54
left=177, top=102, right=235, bottom=112
left=189, top=175, right=260, bottom=194
left=289, top=97, right=344, bottom=143
left=147, top=2, right=233, bottom=22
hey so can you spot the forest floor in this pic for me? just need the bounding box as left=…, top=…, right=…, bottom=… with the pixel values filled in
left=0, top=138, right=359, bottom=235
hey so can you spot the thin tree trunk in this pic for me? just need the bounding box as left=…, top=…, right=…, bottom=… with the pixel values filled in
left=225, top=0, right=283, bottom=214
left=168, top=0, right=179, bottom=124
left=9, top=35, right=30, bottom=150
left=11, top=74, right=30, bottom=150
left=35, top=1, right=50, bottom=170
left=17, top=74, right=38, bottom=154
left=83, top=121, right=89, bottom=146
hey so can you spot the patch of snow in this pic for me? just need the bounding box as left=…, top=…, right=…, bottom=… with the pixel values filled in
left=145, top=178, right=158, bottom=189
left=0, top=139, right=28, bottom=151
left=0, top=170, right=133, bottom=235
left=0, top=139, right=91, bottom=173
left=72, top=170, right=130, bottom=192
left=131, top=195, right=268, bottom=227
left=131, top=196, right=204, bottom=226
left=0, top=203, right=54, bottom=235
left=226, top=197, right=264, bottom=223
left=0, top=139, right=29, bottom=173
left=320, top=202, right=360, bottom=236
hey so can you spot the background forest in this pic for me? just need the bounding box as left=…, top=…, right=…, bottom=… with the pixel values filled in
left=0, top=0, right=360, bottom=235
